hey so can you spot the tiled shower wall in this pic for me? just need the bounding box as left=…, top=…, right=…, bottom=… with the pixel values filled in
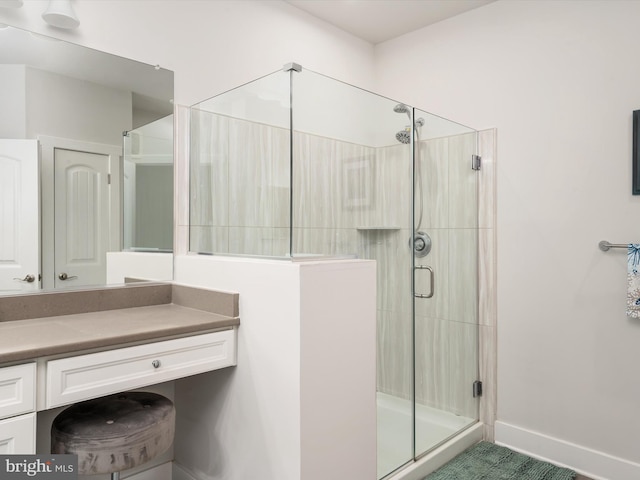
left=190, top=109, right=480, bottom=420
left=190, top=110, right=291, bottom=256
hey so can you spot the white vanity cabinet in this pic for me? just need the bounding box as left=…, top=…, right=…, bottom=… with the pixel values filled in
left=0, top=362, right=37, bottom=454
left=0, top=329, right=237, bottom=457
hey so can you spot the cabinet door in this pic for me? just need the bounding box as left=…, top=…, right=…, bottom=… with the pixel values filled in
left=0, top=363, right=36, bottom=420
left=0, top=413, right=36, bottom=454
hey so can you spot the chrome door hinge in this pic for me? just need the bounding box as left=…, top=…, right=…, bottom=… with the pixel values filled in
left=107, top=173, right=111, bottom=185
left=472, top=155, right=482, bottom=171
left=472, top=380, right=483, bottom=398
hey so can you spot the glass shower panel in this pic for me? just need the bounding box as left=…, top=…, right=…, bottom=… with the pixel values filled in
left=123, top=114, right=174, bottom=252
left=291, top=69, right=412, bottom=256
left=291, top=68, right=415, bottom=478
left=189, top=71, right=291, bottom=256
left=412, top=109, right=479, bottom=459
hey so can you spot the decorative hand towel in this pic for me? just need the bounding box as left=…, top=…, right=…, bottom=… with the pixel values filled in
left=627, top=244, right=640, bottom=318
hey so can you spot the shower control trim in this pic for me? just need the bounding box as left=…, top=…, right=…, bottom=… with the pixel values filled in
left=413, top=231, right=432, bottom=257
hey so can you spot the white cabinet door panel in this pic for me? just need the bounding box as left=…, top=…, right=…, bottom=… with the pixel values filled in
left=0, top=413, right=36, bottom=454
left=0, top=363, right=36, bottom=420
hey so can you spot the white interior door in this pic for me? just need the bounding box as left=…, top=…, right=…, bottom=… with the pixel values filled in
left=0, top=140, right=39, bottom=292
left=54, top=148, right=110, bottom=288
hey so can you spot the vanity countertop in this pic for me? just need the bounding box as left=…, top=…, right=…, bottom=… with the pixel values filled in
left=0, top=304, right=239, bottom=363
left=0, top=283, right=240, bottom=364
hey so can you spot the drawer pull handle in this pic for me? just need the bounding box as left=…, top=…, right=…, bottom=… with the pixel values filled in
left=152, top=360, right=161, bottom=369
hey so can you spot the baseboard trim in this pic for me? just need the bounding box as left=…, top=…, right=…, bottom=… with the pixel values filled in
left=495, top=421, right=640, bottom=480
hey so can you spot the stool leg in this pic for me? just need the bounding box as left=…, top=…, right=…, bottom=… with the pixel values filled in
left=111, top=473, right=120, bottom=480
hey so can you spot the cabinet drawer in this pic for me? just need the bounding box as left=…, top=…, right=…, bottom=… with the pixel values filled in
left=46, top=330, right=236, bottom=408
left=0, top=413, right=36, bottom=454
left=0, top=363, right=36, bottom=420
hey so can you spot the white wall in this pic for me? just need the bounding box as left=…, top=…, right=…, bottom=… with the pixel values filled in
left=106, top=252, right=173, bottom=283
left=172, top=255, right=376, bottom=480
left=0, top=65, right=26, bottom=138
left=0, top=1, right=375, bottom=107
left=375, top=1, right=640, bottom=477
left=173, top=256, right=302, bottom=480
left=26, top=67, right=131, bottom=145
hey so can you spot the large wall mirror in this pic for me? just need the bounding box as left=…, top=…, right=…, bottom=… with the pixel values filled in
left=0, top=25, right=174, bottom=294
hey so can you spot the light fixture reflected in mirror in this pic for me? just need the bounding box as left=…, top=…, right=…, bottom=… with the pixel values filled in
left=0, top=0, right=24, bottom=8
left=42, top=0, right=79, bottom=29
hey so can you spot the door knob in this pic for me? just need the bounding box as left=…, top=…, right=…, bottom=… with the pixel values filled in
left=13, top=274, right=36, bottom=283
left=58, top=273, right=78, bottom=281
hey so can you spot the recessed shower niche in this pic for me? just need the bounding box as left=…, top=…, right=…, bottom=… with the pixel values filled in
left=188, top=63, right=481, bottom=479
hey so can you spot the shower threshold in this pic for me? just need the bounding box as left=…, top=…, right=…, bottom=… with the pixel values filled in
left=377, top=392, right=477, bottom=479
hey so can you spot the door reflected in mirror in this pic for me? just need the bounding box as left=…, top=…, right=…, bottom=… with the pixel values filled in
left=0, top=25, right=174, bottom=294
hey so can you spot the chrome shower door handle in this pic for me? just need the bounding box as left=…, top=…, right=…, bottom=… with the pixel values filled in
left=414, top=265, right=434, bottom=299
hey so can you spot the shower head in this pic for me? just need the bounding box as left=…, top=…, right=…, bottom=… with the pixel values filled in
left=396, top=128, right=411, bottom=144
left=394, top=103, right=412, bottom=123
left=393, top=103, right=410, bottom=115
left=394, top=104, right=425, bottom=144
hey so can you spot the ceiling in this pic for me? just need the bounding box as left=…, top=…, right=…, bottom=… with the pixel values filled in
left=285, top=0, right=495, bottom=44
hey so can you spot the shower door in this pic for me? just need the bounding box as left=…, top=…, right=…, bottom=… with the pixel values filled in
left=376, top=106, right=480, bottom=478
left=411, top=109, right=480, bottom=463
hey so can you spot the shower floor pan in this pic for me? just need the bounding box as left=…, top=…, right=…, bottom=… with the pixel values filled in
left=377, top=392, right=477, bottom=479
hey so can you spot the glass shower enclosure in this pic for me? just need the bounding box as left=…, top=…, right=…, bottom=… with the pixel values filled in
left=189, top=64, right=480, bottom=479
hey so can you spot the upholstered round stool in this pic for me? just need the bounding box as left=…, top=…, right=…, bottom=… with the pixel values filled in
left=51, top=392, right=175, bottom=479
